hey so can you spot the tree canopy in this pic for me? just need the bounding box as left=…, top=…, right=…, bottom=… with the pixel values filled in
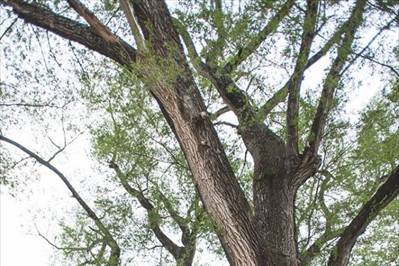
left=0, top=0, right=398, bottom=265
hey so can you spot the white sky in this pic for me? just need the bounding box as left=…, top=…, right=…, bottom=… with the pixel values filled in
left=0, top=134, right=96, bottom=266
left=0, top=1, right=398, bottom=265
left=0, top=70, right=379, bottom=266
left=1, top=192, right=54, bottom=266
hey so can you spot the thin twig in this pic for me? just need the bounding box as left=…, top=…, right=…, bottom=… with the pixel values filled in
left=0, top=18, right=18, bottom=41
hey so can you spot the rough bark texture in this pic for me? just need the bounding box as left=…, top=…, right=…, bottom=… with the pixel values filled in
left=253, top=177, right=297, bottom=265
left=2, top=0, right=136, bottom=65
left=2, top=0, right=398, bottom=265
left=131, top=1, right=261, bottom=264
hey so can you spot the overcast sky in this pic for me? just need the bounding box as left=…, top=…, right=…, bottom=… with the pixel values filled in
left=0, top=83, right=379, bottom=266
left=1, top=1, right=397, bottom=265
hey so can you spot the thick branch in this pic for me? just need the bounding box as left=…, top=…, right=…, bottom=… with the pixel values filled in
left=328, top=166, right=399, bottom=266
left=174, top=15, right=287, bottom=180
left=306, top=23, right=347, bottom=68
left=224, top=0, right=295, bottom=73
left=0, top=135, right=120, bottom=265
left=66, top=0, right=119, bottom=44
left=173, top=17, right=254, bottom=122
left=1, top=0, right=136, bottom=66
left=174, top=14, right=254, bottom=126
left=257, top=83, right=289, bottom=120
left=119, top=0, right=146, bottom=51
left=303, top=0, right=366, bottom=161
left=286, top=0, right=319, bottom=157
left=174, top=16, right=270, bottom=145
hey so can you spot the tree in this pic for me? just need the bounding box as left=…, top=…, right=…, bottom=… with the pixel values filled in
left=0, top=0, right=398, bottom=265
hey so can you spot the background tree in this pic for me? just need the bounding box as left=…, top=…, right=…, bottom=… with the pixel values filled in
left=0, top=0, right=398, bottom=265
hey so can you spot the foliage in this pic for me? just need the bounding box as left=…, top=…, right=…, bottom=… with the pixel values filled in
left=0, top=0, right=398, bottom=265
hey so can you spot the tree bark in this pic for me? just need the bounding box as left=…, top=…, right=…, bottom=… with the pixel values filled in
left=131, top=1, right=261, bottom=264
left=254, top=176, right=298, bottom=265
left=1, top=0, right=136, bottom=66
left=3, top=1, right=399, bottom=266
left=328, top=166, right=399, bottom=266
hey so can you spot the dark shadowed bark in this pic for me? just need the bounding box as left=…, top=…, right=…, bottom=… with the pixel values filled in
left=1, top=0, right=136, bottom=66
left=131, top=1, right=261, bottom=264
left=1, top=0, right=398, bottom=265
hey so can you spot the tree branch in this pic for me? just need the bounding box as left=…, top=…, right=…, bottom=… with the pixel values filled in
left=173, top=15, right=267, bottom=141
left=173, top=17, right=213, bottom=79
left=173, top=16, right=259, bottom=127
left=205, top=0, right=226, bottom=67
left=1, top=0, right=136, bottom=66
left=66, top=0, right=119, bottom=44
left=256, top=0, right=365, bottom=122
left=210, top=105, right=230, bottom=121
left=257, top=83, right=288, bottom=120
left=0, top=102, right=64, bottom=108
left=178, top=197, right=203, bottom=265
left=328, top=165, right=399, bottom=266
left=0, top=134, right=120, bottom=266
left=299, top=170, right=344, bottom=265
left=174, top=16, right=255, bottom=124
left=119, top=0, right=146, bottom=51
left=303, top=0, right=367, bottom=162
left=108, top=162, right=183, bottom=259
left=0, top=17, right=17, bottom=41
left=223, top=0, right=295, bottom=73
left=173, top=13, right=287, bottom=178
left=155, top=187, right=191, bottom=243
left=304, top=2, right=368, bottom=70
left=36, top=225, right=103, bottom=253
left=340, top=17, right=397, bottom=76
left=300, top=229, right=341, bottom=266
left=286, top=0, right=319, bottom=158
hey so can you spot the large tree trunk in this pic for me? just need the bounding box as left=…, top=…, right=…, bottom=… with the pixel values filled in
left=5, top=1, right=398, bottom=266
left=154, top=86, right=261, bottom=265
left=130, top=1, right=262, bottom=265
left=254, top=177, right=298, bottom=265
left=130, top=2, right=302, bottom=264
left=242, top=121, right=298, bottom=265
